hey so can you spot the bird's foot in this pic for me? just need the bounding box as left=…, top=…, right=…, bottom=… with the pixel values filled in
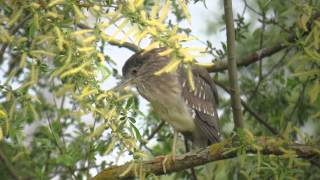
left=156, top=153, right=176, bottom=173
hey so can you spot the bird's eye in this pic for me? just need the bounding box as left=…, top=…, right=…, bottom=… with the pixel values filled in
left=131, top=69, right=138, bottom=75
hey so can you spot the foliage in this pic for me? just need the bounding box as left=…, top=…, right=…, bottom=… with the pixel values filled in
left=0, top=0, right=319, bottom=179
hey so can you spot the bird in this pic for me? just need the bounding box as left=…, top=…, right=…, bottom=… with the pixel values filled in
left=120, top=47, right=220, bottom=156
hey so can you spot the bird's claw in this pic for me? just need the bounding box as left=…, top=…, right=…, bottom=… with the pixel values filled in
left=156, top=154, right=176, bottom=173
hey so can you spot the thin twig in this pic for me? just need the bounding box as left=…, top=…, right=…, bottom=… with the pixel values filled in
left=147, top=121, right=165, bottom=141
left=247, top=49, right=290, bottom=102
left=243, top=0, right=262, bottom=16
left=139, top=122, right=165, bottom=154
left=214, top=80, right=279, bottom=135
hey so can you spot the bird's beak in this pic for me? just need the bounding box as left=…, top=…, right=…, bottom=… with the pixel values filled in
left=112, top=78, right=134, bottom=91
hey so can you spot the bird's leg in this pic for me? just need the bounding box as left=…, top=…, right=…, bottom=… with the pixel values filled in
left=172, top=130, right=178, bottom=160
left=161, top=130, right=178, bottom=173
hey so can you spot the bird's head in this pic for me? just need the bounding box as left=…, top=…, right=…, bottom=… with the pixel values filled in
left=116, top=48, right=168, bottom=90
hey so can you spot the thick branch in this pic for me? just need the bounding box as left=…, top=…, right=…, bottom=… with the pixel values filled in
left=92, top=138, right=319, bottom=179
left=207, top=43, right=288, bottom=72
left=224, top=0, right=244, bottom=129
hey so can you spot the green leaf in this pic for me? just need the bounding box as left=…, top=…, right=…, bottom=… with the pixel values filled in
left=308, top=81, right=319, bottom=103
left=130, top=122, right=141, bottom=141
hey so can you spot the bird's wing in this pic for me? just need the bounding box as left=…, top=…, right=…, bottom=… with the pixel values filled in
left=179, top=65, right=220, bottom=143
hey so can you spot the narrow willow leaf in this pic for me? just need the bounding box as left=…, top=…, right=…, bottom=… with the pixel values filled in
left=292, top=70, right=320, bottom=77
left=154, top=59, right=180, bottom=75
left=311, top=111, right=320, bottom=119
left=120, top=26, right=139, bottom=44
left=305, top=48, right=320, bottom=60
left=195, top=62, right=215, bottom=67
left=144, top=42, right=159, bottom=52
left=89, top=123, right=107, bottom=138
left=313, top=24, right=320, bottom=49
left=105, top=137, right=116, bottom=154
left=106, top=107, right=117, bottom=120
left=97, top=21, right=111, bottom=29
left=9, top=101, right=16, bottom=120
left=73, top=4, right=85, bottom=20
left=308, top=81, right=319, bottom=103
left=120, top=162, right=135, bottom=177
left=0, top=109, right=6, bottom=118
left=110, top=19, right=129, bottom=39
left=177, top=0, right=191, bottom=23
left=18, top=80, right=35, bottom=90
left=158, top=48, right=173, bottom=56
left=134, top=30, right=148, bottom=44
left=130, top=122, right=141, bottom=141
left=28, top=104, right=39, bottom=120
left=151, top=4, right=160, bottom=19
left=187, top=67, right=195, bottom=91
left=147, top=20, right=166, bottom=31
left=159, top=0, right=170, bottom=22
left=135, top=0, right=144, bottom=8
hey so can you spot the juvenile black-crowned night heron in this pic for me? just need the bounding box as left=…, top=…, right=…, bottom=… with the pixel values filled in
left=121, top=47, right=220, bottom=156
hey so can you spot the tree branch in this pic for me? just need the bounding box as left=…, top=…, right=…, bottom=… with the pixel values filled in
left=92, top=137, right=319, bottom=179
left=207, top=43, right=288, bottom=72
left=207, top=13, right=320, bottom=73
left=224, top=0, right=244, bottom=129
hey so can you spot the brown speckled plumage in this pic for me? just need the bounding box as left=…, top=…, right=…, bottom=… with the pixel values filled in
left=122, top=48, right=220, bottom=147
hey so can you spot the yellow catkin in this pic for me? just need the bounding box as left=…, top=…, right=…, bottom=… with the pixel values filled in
left=8, top=8, right=23, bottom=27
left=48, top=0, right=64, bottom=7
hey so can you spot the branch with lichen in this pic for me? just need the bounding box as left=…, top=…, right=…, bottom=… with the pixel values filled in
left=92, top=137, right=320, bottom=180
